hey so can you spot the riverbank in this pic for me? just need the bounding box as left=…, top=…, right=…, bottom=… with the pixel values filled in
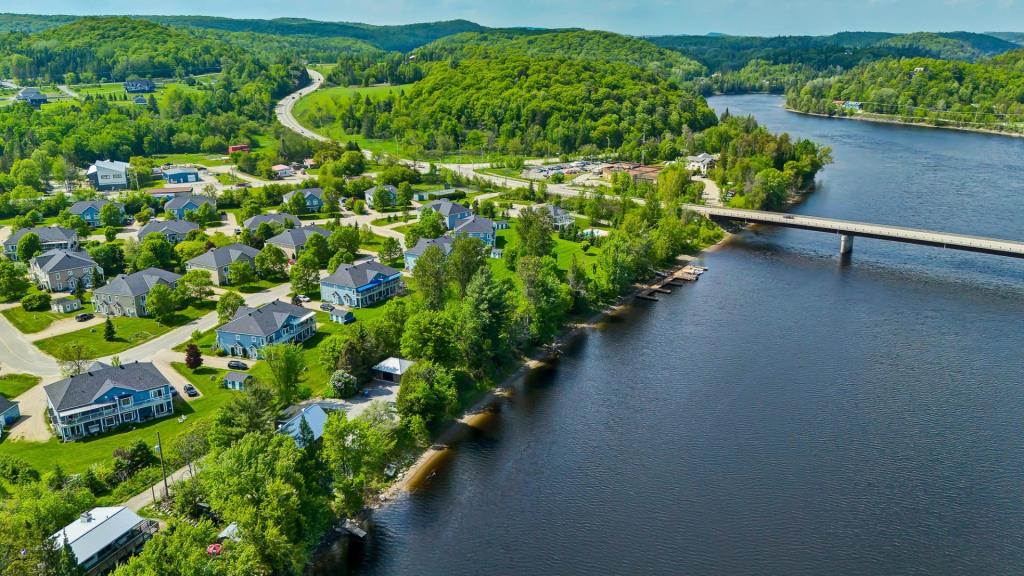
left=785, top=107, right=1024, bottom=139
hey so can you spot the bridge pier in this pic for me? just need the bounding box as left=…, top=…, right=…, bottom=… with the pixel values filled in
left=839, top=234, right=854, bottom=256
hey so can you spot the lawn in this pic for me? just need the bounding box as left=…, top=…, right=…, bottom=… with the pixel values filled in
left=0, top=374, right=41, bottom=398
left=371, top=214, right=417, bottom=226
left=35, top=302, right=215, bottom=359
left=477, top=167, right=530, bottom=182
left=360, top=231, right=393, bottom=253
left=488, top=221, right=602, bottom=282
left=148, top=152, right=230, bottom=168
left=2, top=293, right=95, bottom=333
left=0, top=363, right=236, bottom=474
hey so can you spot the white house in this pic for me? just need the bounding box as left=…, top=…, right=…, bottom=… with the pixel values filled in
left=51, top=507, right=158, bottom=574
left=87, top=160, right=130, bottom=192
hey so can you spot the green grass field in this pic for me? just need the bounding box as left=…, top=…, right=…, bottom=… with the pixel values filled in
left=0, top=374, right=41, bottom=398
left=2, top=293, right=95, bottom=333
left=488, top=221, right=602, bottom=283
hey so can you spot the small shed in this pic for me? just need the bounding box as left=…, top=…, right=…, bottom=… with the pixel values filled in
left=372, top=357, right=415, bottom=383
left=330, top=308, right=355, bottom=324
left=133, top=95, right=147, bottom=105
left=51, top=297, right=82, bottom=314
left=0, top=395, right=20, bottom=433
left=271, top=164, right=294, bottom=178
left=223, top=372, right=251, bottom=391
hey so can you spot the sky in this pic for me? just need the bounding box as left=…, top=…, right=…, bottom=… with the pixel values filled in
left=2, top=0, right=1022, bottom=36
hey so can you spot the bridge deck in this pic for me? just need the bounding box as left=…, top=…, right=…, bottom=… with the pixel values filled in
left=685, top=205, right=1024, bottom=259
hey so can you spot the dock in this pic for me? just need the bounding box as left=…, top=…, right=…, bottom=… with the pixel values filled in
left=636, top=266, right=706, bottom=301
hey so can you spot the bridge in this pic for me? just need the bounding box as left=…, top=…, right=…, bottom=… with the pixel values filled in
left=684, top=205, right=1024, bottom=259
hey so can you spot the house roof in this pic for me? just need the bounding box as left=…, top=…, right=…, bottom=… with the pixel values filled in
left=4, top=226, right=76, bottom=249
left=224, top=371, right=250, bottom=384
left=364, top=184, right=397, bottom=197
left=271, top=164, right=291, bottom=172
left=137, top=219, right=199, bottom=241
left=266, top=225, right=330, bottom=248
left=187, top=243, right=259, bottom=270
left=31, top=249, right=97, bottom=274
left=162, top=167, right=199, bottom=177
left=70, top=200, right=122, bottom=216
left=146, top=185, right=193, bottom=196
left=322, top=260, right=401, bottom=290
left=282, top=188, right=322, bottom=203
left=17, top=87, right=44, bottom=99
left=88, top=160, right=130, bottom=173
left=44, top=361, right=171, bottom=413
left=0, top=394, right=16, bottom=415
left=52, top=507, right=145, bottom=565
left=165, top=194, right=215, bottom=211
left=451, top=215, right=496, bottom=236
left=52, top=296, right=80, bottom=306
left=405, top=236, right=454, bottom=258
left=278, top=404, right=330, bottom=446
left=372, top=357, right=415, bottom=376
left=540, top=204, right=570, bottom=219
left=218, top=300, right=314, bottom=338
left=94, top=267, right=181, bottom=298
left=242, top=213, right=301, bottom=230
left=420, top=198, right=470, bottom=218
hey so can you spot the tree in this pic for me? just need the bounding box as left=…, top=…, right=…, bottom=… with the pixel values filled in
left=103, top=317, right=116, bottom=341
left=319, top=324, right=377, bottom=384
left=287, top=191, right=308, bottom=215
left=516, top=206, right=556, bottom=257
left=184, top=202, right=219, bottom=226
left=404, top=209, right=446, bottom=248
left=184, top=343, right=203, bottom=370
left=289, top=252, right=321, bottom=295
left=401, top=310, right=459, bottom=364
left=99, top=202, right=123, bottom=228
left=459, top=266, right=514, bottom=373
left=261, top=343, right=306, bottom=407
left=208, top=383, right=277, bottom=448
left=103, top=226, right=118, bottom=242
left=146, top=283, right=176, bottom=324
left=373, top=186, right=394, bottom=210
left=329, top=370, right=359, bottom=398
left=16, top=232, right=42, bottom=262
left=305, top=233, right=330, bottom=268
left=447, top=236, right=487, bottom=296
left=395, top=361, right=458, bottom=425
left=227, top=259, right=255, bottom=287
left=217, top=291, right=245, bottom=323
left=175, top=269, right=214, bottom=303
left=0, top=259, right=29, bottom=300
left=327, top=249, right=356, bottom=273
left=88, top=243, right=126, bottom=277
left=412, top=244, right=447, bottom=311
left=255, top=243, right=287, bottom=279
left=134, top=235, right=174, bottom=271
left=396, top=182, right=414, bottom=207
left=21, top=292, right=49, bottom=312
left=328, top=225, right=360, bottom=256
left=56, top=342, right=93, bottom=377
left=378, top=236, right=402, bottom=264
left=516, top=255, right=572, bottom=343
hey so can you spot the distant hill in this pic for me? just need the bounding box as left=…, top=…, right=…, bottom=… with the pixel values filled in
left=0, top=12, right=77, bottom=32
left=876, top=32, right=1019, bottom=61
left=987, top=32, right=1024, bottom=46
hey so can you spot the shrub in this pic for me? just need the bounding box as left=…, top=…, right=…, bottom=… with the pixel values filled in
left=21, top=292, right=51, bottom=312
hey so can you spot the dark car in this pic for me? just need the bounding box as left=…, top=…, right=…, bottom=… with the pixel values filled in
left=75, top=313, right=94, bottom=322
left=319, top=303, right=334, bottom=312
left=183, top=384, right=199, bottom=398
left=227, top=360, right=249, bottom=371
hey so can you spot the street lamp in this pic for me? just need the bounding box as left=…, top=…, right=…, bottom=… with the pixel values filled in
left=155, top=431, right=169, bottom=499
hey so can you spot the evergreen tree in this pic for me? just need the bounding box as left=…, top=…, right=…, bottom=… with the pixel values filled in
left=103, top=317, right=116, bottom=341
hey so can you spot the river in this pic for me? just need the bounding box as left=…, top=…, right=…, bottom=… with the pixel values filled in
left=321, top=95, right=1024, bottom=575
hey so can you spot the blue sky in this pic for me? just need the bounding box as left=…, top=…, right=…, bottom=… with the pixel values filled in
left=4, top=0, right=1022, bottom=36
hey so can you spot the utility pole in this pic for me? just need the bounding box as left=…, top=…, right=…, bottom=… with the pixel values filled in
left=156, top=432, right=169, bottom=499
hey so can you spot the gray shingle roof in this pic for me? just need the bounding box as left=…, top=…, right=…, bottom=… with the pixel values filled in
left=452, top=215, right=496, bottom=236
left=420, top=198, right=470, bottom=218
left=266, top=225, right=330, bottom=248
left=94, top=268, right=181, bottom=298
left=44, top=361, right=170, bottom=413
left=218, top=300, right=313, bottom=338
left=243, top=213, right=301, bottom=230
left=137, top=220, right=199, bottom=241
left=70, top=200, right=123, bottom=216
left=405, top=236, right=454, bottom=258
left=282, top=188, right=323, bottom=203
left=322, top=260, right=401, bottom=289
left=224, top=371, right=250, bottom=383
left=165, top=194, right=215, bottom=211
left=31, top=249, right=97, bottom=274
left=4, top=226, right=77, bottom=249
left=0, top=394, right=16, bottom=415
left=187, top=244, right=259, bottom=270
left=364, top=184, right=397, bottom=196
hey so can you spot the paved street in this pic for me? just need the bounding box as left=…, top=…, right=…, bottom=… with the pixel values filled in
left=0, top=310, right=61, bottom=377
left=275, top=68, right=328, bottom=143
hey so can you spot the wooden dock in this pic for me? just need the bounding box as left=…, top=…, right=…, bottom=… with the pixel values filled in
left=636, top=266, right=706, bottom=301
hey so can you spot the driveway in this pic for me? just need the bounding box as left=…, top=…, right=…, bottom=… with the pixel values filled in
left=30, top=314, right=104, bottom=341
left=0, top=310, right=60, bottom=378
left=4, top=382, right=53, bottom=442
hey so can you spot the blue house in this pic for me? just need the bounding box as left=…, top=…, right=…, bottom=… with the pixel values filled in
left=320, top=260, right=403, bottom=308
left=43, top=362, right=173, bottom=441
left=164, top=194, right=216, bottom=220
left=278, top=403, right=331, bottom=446
left=216, top=300, right=317, bottom=358
left=450, top=215, right=498, bottom=246
left=0, top=395, right=20, bottom=437
left=282, top=188, right=325, bottom=212
left=70, top=200, right=125, bottom=228
left=223, top=372, right=252, bottom=391
left=418, top=199, right=473, bottom=230
left=163, top=167, right=200, bottom=184
left=404, top=236, right=454, bottom=270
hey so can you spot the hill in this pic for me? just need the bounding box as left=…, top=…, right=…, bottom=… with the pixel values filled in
left=876, top=32, right=1019, bottom=61
left=987, top=32, right=1024, bottom=46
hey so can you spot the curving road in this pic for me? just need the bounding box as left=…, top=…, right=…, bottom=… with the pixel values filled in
left=275, top=68, right=329, bottom=143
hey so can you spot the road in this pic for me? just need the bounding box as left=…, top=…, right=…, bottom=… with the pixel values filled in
left=0, top=311, right=61, bottom=377
left=275, top=68, right=329, bottom=143
left=56, top=85, right=79, bottom=99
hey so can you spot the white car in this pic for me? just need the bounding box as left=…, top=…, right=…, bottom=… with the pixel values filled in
left=296, top=294, right=311, bottom=303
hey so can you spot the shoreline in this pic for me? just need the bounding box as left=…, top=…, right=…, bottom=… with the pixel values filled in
left=785, top=107, right=1024, bottom=139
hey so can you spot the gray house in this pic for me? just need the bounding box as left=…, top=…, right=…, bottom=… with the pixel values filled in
left=29, top=250, right=102, bottom=292
left=418, top=199, right=472, bottom=229
left=215, top=300, right=317, bottom=358
left=242, top=213, right=301, bottom=231
left=185, top=244, right=260, bottom=286
left=403, top=236, right=454, bottom=270
left=364, top=185, right=398, bottom=209
left=266, top=225, right=330, bottom=260
left=137, top=220, right=199, bottom=245
left=4, top=226, right=79, bottom=260
left=70, top=200, right=125, bottom=228
left=320, top=260, right=402, bottom=308
left=93, top=268, right=182, bottom=318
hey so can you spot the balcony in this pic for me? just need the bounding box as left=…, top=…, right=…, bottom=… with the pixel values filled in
left=85, top=520, right=159, bottom=575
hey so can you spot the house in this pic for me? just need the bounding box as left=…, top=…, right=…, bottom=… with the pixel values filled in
left=403, top=236, right=454, bottom=270
left=277, top=403, right=330, bottom=446
left=227, top=144, right=250, bottom=154
left=93, top=268, right=181, bottom=317
left=626, top=165, right=662, bottom=184
left=223, top=372, right=252, bottom=391
left=843, top=101, right=863, bottom=111
left=162, top=167, right=200, bottom=184
left=320, top=260, right=402, bottom=308
left=372, top=357, right=415, bottom=383
left=124, top=79, right=156, bottom=93
left=0, top=395, right=19, bottom=437
left=282, top=188, right=325, bottom=212
left=146, top=185, right=194, bottom=201
left=271, top=164, right=294, bottom=179
left=51, top=296, right=82, bottom=313
left=16, top=87, right=47, bottom=107
left=363, top=185, right=397, bottom=209
left=44, top=361, right=174, bottom=441
left=302, top=158, right=317, bottom=170
left=70, top=200, right=125, bottom=227
left=418, top=198, right=472, bottom=229
left=86, top=160, right=130, bottom=192
left=4, top=226, right=79, bottom=260
left=185, top=243, right=259, bottom=286
left=51, top=506, right=158, bottom=575
left=450, top=215, right=498, bottom=247
left=164, top=194, right=216, bottom=220
left=29, top=250, right=102, bottom=292
left=329, top=308, right=355, bottom=324
left=266, top=224, right=330, bottom=259
left=137, top=219, right=199, bottom=245
left=242, top=213, right=301, bottom=231
left=538, top=204, right=575, bottom=229
left=685, top=153, right=719, bottom=176
left=132, top=95, right=147, bottom=106
left=215, top=300, right=317, bottom=358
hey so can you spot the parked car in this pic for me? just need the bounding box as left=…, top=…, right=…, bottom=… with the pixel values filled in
left=183, top=384, right=199, bottom=398
left=296, top=294, right=311, bottom=303
left=75, top=313, right=94, bottom=322
left=234, top=182, right=250, bottom=188
left=291, top=296, right=303, bottom=306
left=227, top=360, right=249, bottom=370
left=319, top=303, right=334, bottom=312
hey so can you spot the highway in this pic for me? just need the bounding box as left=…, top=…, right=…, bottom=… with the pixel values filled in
left=275, top=68, right=329, bottom=143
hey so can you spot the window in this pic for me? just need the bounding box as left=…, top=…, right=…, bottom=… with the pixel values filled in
left=151, top=389, right=164, bottom=399
left=155, top=403, right=167, bottom=415
left=119, top=397, right=132, bottom=408
left=123, top=412, right=135, bottom=422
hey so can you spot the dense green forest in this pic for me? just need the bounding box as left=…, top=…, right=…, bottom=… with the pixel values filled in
left=786, top=51, right=1024, bottom=133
